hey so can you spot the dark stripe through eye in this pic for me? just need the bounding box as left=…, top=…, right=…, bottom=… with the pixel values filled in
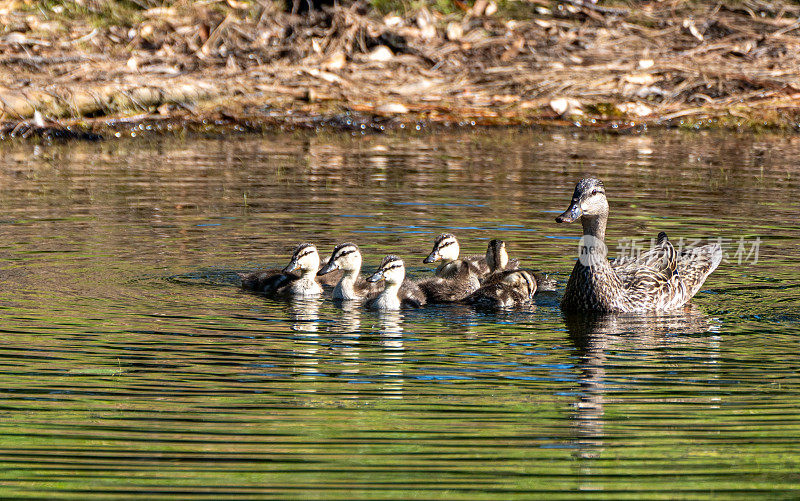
left=337, top=250, right=355, bottom=258
left=382, top=264, right=402, bottom=272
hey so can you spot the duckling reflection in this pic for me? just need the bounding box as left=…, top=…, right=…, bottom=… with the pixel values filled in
left=375, top=310, right=405, bottom=399
left=287, top=296, right=321, bottom=333
left=335, top=301, right=363, bottom=379
left=288, top=297, right=322, bottom=384
left=565, top=305, right=718, bottom=461
left=329, top=298, right=362, bottom=333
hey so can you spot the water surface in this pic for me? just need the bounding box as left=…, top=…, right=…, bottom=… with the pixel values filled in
left=0, top=130, right=798, bottom=499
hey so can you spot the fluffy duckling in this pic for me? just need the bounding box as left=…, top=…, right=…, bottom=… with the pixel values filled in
left=484, top=238, right=557, bottom=292
left=485, top=239, right=519, bottom=275
left=365, top=255, right=426, bottom=310
left=464, top=269, right=537, bottom=309
left=416, top=258, right=481, bottom=303
left=317, top=242, right=381, bottom=300
left=424, top=232, right=482, bottom=288
left=239, top=243, right=323, bottom=297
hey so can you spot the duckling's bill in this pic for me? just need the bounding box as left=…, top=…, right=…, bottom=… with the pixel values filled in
left=423, top=250, right=440, bottom=264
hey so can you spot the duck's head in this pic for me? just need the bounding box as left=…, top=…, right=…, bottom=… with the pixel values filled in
left=367, top=255, right=406, bottom=285
left=283, top=243, right=320, bottom=274
left=486, top=239, right=509, bottom=272
left=318, top=242, right=362, bottom=275
left=424, top=233, right=460, bottom=264
left=502, top=269, right=537, bottom=299
left=555, top=178, right=608, bottom=223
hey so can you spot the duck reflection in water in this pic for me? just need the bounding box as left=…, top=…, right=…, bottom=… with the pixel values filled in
left=375, top=310, right=405, bottom=399
left=287, top=297, right=323, bottom=383
left=564, top=305, right=719, bottom=462
left=287, top=296, right=322, bottom=333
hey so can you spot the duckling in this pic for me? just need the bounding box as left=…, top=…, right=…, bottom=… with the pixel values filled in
left=464, top=269, right=537, bottom=309
left=424, top=233, right=482, bottom=289
left=484, top=239, right=519, bottom=274
left=317, top=242, right=381, bottom=300
left=365, top=255, right=426, bottom=310
left=555, top=177, right=722, bottom=313
left=484, top=238, right=557, bottom=292
left=239, top=243, right=324, bottom=297
left=416, top=257, right=481, bottom=303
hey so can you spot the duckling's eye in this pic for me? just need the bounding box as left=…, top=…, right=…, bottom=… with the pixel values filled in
left=590, top=189, right=597, bottom=196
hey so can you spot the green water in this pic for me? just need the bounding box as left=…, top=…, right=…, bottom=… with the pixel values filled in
left=0, top=130, right=797, bottom=499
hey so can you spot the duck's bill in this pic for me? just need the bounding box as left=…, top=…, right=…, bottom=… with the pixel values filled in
left=283, top=260, right=299, bottom=273
left=366, top=270, right=384, bottom=283
left=423, top=251, right=440, bottom=264
left=317, top=261, right=339, bottom=276
left=555, top=202, right=582, bottom=223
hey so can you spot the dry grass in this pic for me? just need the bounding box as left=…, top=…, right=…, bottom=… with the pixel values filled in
left=2, top=0, right=800, bottom=134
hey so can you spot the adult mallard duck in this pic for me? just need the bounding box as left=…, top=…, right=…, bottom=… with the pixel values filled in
left=555, top=178, right=722, bottom=313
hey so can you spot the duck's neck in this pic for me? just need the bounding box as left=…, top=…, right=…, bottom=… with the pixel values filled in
left=382, top=281, right=401, bottom=297
left=377, top=281, right=402, bottom=308
left=581, top=212, right=607, bottom=241
left=334, top=269, right=360, bottom=300
left=436, top=259, right=457, bottom=277
left=297, top=268, right=321, bottom=294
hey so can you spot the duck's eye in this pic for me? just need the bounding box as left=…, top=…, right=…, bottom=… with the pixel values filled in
left=590, top=189, right=597, bottom=196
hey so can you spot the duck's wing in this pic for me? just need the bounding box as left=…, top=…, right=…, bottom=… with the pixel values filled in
left=613, top=232, right=678, bottom=280
left=677, top=242, right=723, bottom=298
left=616, top=232, right=684, bottom=309
left=464, top=255, right=490, bottom=277
left=416, top=265, right=479, bottom=303
left=464, top=283, right=504, bottom=308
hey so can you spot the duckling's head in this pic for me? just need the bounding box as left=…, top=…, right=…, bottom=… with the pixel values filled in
left=424, top=233, right=460, bottom=264
left=555, top=178, right=608, bottom=223
left=486, top=239, right=509, bottom=272
left=318, top=242, right=362, bottom=275
left=502, top=269, right=537, bottom=299
left=367, top=255, right=406, bottom=285
left=283, top=243, right=320, bottom=274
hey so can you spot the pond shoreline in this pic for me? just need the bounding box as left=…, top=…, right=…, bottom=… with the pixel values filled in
left=4, top=1, right=800, bottom=141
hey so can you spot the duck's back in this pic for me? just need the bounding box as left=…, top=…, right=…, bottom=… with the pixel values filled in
left=463, top=254, right=490, bottom=277
left=419, top=261, right=479, bottom=303
left=465, top=282, right=526, bottom=309
left=239, top=268, right=296, bottom=293
left=399, top=279, right=427, bottom=308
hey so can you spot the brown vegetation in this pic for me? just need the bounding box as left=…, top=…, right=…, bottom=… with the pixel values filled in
left=2, top=0, right=800, bottom=137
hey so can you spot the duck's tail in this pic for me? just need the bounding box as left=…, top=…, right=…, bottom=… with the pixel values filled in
left=679, top=241, right=723, bottom=298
